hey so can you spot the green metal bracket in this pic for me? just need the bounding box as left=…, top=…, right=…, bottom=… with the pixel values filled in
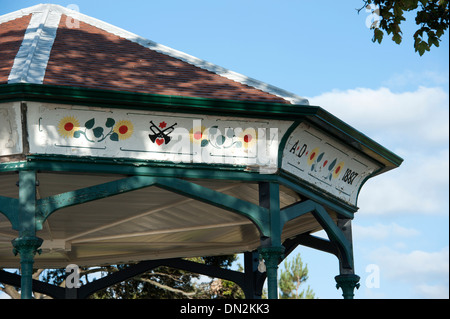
left=36, top=175, right=157, bottom=229
left=280, top=199, right=354, bottom=270
left=312, top=204, right=354, bottom=269
left=278, top=174, right=357, bottom=218
left=0, top=195, right=19, bottom=230
left=153, top=177, right=270, bottom=236
left=280, top=199, right=316, bottom=232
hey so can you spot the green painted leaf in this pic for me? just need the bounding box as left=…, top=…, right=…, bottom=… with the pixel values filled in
left=110, top=132, right=119, bottom=141
left=201, top=139, right=209, bottom=147
left=209, top=126, right=218, bottom=135
left=216, top=135, right=226, bottom=146
left=226, top=128, right=235, bottom=138
left=85, top=118, right=95, bottom=129
left=317, top=152, right=324, bottom=163
left=328, top=159, right=337, bottom=171
left=105, top=118, right=115, bottom=128
left=93, top=127, right=104, bottom=138
left=73, top=130, right=82, bottom=138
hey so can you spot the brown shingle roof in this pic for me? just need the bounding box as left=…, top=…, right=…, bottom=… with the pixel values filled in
left=0, top=4, right=309, bottom=105
left=0, top=14, right=31, bottom=84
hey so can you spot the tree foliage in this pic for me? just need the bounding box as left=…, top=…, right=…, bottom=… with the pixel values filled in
left=360, top=0, right=449, bottom=55
left=278, top=253, right=315, bottom=299
left=1, top=255, right=241, bottom=299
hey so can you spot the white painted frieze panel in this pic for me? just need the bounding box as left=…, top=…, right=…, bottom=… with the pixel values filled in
left=282, top=122, right=381, bottom=205
left=0, top=102, right=23, bottom=156
left=27, top=102, right=292, bottom=172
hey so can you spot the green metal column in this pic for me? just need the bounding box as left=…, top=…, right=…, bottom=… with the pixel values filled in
left=335, top=274, right=360, bottom=299
left=258, top=182, right=284, bottom=299
left=12, top=237, right=43, bottom=299
left=12, top=170, right=43, bottom=299
left=259, top=245, right=284, bottom=299
left=334, top=218, right=360, bottom=299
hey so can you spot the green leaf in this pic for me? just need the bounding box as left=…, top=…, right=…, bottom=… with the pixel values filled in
left=328, top=159, right=337, bottom=171
left=201, top=139, right=209, bottom=147
left=226, top=128, right=235, bottom=138
left=416, top=40, right=430, bottom=56
left=73, top=130, right=82, bottom=138
left=85, top=118, right=95, bottom=129
left=216, top=135, right=226, bottom=146
left=110, top=132, right=119, bottom=141
left=105, top=118, right=115, bottom=128
left=209, top=126, right=218, bottom=135
left=93, top=127, right=104, bottom=138
left=392, top=33, right=402, bottom=44
left=316, top=152, right=324, bottom=163
left=373, top=28, right=384, bottom=44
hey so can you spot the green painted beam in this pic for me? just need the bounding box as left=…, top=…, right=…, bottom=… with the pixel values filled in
left=36, top=176, right=157, bottom=228
left=153, top=177, right=270, bottom=236
left=279, top=199, right=317, bottom=231
left=4, top=155, right=277, bottom=183
left=0, top=83, right=316, bottom=119
left=34, top=174, right=270, bottom=236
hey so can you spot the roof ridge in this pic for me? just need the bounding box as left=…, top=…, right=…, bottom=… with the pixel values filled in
left=1, top=4, right=309, bottom=105
left=7, top=5, right=61, bottom=84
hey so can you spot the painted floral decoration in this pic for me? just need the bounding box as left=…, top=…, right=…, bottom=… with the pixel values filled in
left=189, top=125, right=207, bottom=145
left=58, top=116, right=134, bottom=142
left=113, top=120, right=134, bottom=140
left=333, top=161, right=345, bottom=179
left=58, top=116, right=80, bottom=138
left=307, top=147, right=320, bottom=166
left=237, top=129, right=258, bottom=149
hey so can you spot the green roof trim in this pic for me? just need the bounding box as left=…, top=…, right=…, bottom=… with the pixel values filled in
left=0, top=83, right=403, bottom=170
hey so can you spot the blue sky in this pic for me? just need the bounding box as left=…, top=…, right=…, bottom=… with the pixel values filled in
left=1, top=1, right=448, bottom=299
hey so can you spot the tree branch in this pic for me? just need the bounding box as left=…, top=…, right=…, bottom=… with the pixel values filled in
left=137, top=277, right=196, bottom=298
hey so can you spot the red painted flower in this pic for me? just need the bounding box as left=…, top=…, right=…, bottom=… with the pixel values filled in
left=113, top=120, right=134, bottom=140
left=333, top=162, right=345, bottom=179
left=159, top=121, right=167, bottom=129
left=307, top=147, right=320, bottom=165
left=58, top=116, right=80, bottom=138
left=238, top=129, right=257, bottom=149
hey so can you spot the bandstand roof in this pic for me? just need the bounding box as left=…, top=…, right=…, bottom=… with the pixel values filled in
left=0, top=4, right=402, bottom=269
left=0, top=4, right=308, bottom=104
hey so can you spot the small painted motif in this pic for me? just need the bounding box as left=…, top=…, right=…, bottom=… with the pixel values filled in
left=57, top=116, right=134, bottom=142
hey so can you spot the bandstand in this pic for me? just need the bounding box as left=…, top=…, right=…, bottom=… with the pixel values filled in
left=0, top=4, right=402, bottom=299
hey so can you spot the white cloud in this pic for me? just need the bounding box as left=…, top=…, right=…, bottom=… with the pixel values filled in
left=382, top=70, right=449, bottom=91
left=307, top=86, right=449, bottom=216
left=369, top=246, right=449, bottom=298
left=353, top=223, right=420, bottom=241
left=307, top=86, right=449, bottom=148
left=357, top=148, right=449, bottom=215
